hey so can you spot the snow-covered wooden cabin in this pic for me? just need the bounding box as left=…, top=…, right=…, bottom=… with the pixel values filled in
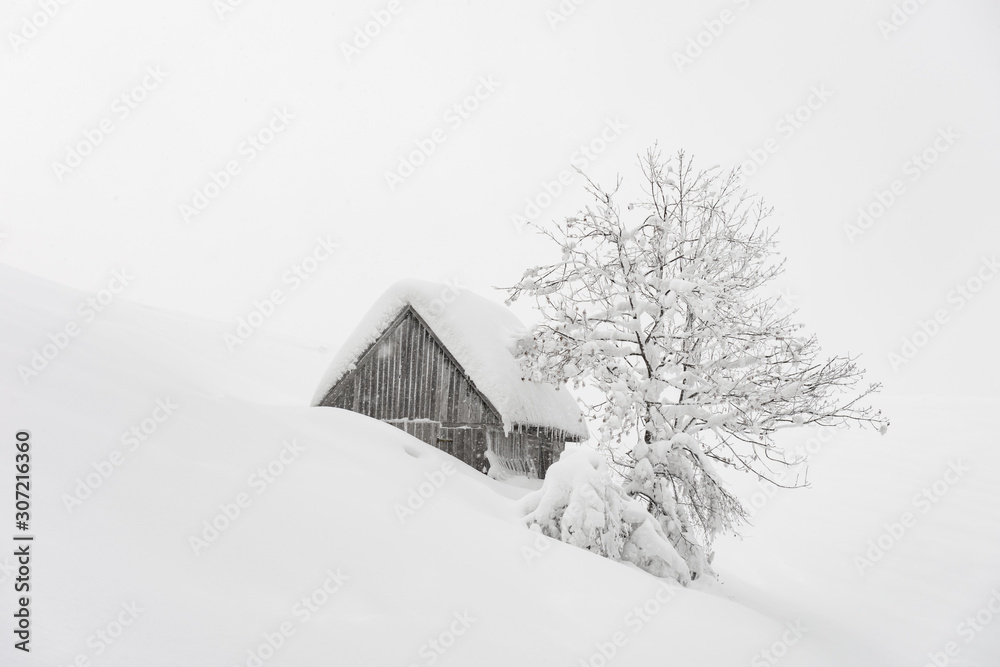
left=311, top=280, right=587, bottom=478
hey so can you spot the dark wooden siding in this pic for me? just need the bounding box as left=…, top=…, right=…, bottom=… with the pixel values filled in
left=318, top=307, right=571, bottom=478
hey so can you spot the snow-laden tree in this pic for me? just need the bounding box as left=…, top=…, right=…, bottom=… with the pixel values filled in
left=508, top=148, right=887, bottom=580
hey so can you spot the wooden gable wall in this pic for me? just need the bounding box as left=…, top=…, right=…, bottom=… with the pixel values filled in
left=317, top=307, right=571, bottom=477
left=318, top=307, right=501, bottom=427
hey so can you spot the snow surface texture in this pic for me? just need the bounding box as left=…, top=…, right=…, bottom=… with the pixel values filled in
left=3, top=265, right=998, bottom=666
left=310, top=279, right=588, bottom=438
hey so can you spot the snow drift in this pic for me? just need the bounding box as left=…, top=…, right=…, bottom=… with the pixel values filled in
left=0, top=265, right=808, bottom=666
left=2, top=264, right=997, bottom=666
left=521, top=448, right=691, bottom=583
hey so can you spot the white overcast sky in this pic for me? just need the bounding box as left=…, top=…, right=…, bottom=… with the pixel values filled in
left=2, top=0, right=998, bottom=397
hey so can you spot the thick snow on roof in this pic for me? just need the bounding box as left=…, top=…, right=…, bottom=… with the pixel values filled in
left=311, top=279, right=588, bottom=438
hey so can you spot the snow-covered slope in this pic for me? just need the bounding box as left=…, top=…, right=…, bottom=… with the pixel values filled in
left=0, top=265, right=810, bottom=666
left=716, top=394, right=1000, bottom=665
left=1, top=265, right=996, bottom=666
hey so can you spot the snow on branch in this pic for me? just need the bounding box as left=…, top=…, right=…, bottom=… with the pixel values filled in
left=507, top=147, right=888, bottom=581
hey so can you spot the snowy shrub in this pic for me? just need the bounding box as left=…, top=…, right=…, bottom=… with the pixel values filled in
left=521, top=448, right=691, bottom=584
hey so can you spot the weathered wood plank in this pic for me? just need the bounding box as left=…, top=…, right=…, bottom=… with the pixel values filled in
left=319, top=305, right=574, bottom=478
left=403, top=314, right=414, bottom=418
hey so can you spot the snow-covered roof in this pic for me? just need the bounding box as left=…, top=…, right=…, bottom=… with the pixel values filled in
left=311, top=280, right=588, bottom=439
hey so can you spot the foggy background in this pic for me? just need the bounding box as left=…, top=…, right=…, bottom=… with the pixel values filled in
left=2, top=0, right=998, bottom=397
